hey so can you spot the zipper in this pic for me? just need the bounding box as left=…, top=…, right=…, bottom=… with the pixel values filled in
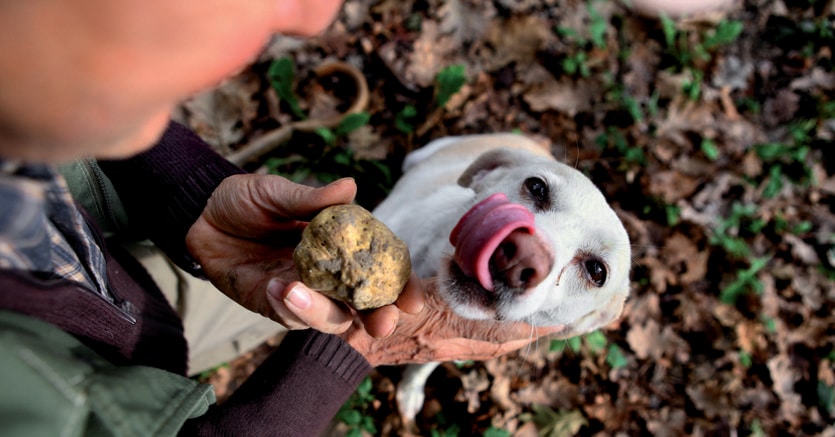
left=77, top=158, right=137, bottom=325
left=87, top=285, right=138, bottom=325
left=81, top=158, right=123, bottom=234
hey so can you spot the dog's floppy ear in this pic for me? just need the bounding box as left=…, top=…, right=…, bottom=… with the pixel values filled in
left=458, top=148, right=528, bottom=187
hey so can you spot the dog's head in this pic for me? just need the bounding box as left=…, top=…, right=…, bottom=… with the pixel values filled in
left=440, top=148, right=631, bottom=335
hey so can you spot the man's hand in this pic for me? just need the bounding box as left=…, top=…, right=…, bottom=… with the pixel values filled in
left=185, top=174, right=422, bottom=338
left=341, top=278, right=566, bottom=367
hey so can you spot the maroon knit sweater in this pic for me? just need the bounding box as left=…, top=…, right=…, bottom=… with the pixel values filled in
left=0, top=122, right=370, bottom=436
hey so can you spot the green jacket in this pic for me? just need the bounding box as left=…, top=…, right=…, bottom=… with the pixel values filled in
left=0, top=311, right=215, bottom=437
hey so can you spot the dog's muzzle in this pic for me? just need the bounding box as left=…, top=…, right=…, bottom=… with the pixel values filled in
left=449, top=193, right=551, bottom=292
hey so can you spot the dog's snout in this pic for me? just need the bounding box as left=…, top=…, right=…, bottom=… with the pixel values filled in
left=491, top=229, right=552, bottom=290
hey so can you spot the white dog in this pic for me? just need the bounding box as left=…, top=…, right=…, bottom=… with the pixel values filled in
left=371, top=133, right=632, bottom=423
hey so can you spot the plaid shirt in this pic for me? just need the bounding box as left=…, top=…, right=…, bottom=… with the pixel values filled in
left=0, top=159, right=111, bottom=301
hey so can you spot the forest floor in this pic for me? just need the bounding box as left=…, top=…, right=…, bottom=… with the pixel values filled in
left=180, top=0, right=835, bottom=435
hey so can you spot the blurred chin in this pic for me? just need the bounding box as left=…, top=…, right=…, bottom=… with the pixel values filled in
left=91, top=110, right=172, bottom=160
left=1, top=109, right=174, bottom=165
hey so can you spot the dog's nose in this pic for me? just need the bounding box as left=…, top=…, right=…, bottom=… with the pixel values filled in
left=491, top=229, right=551, bottom=290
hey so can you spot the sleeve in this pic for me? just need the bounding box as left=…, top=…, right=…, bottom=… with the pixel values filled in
left=179, top=329, right=372, bottom=436
left=98, top=121, right=245, bottom=274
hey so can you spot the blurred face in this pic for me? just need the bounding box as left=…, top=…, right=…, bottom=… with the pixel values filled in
left=0, top=0, right=343, bottom=163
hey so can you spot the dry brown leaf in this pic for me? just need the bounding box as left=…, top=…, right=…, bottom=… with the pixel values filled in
left=489, top=371, right=514, bottom=411
left=645, top=407, right=687, bottom=437
left=437, top=0, right=493, bottom=44
left=790, top=66, right=835, bottom=91
left=735, top=320, right=766, bottom=354
left=515, top=378, right=579, bottom=410
left=785, top=234, right=820, bottom=266
left=686, top=382, right=731, bottom=419
left=648, top=171, right=701, bottom=205
left=624, top=291, right=661, bottom=327
left=179, top=72, right=260, bottom=154
left=347, top=125, right=387, bottom=161
left=767, top=353, right=807, bottom=423
left=655, top=97, right=718, bottom=147
left=408, top=20, right=456, bottom=88
left=624, top=41, right=661, bottom=100
left=763, top=88, right=800, bottom=126
left=661, top=232, right=709, bottom=285
left=626, top=320, right=660, bottom=360
left=512, top=421, right=540, bottom=437
left=638, top=256, right=677, bottom=294
left=459, top=367, right=490, bottom=413
left=484, top=15, right=552, bottom=70
left=523, top=79, right=596, bottom=116
left=712, top=55, right=754, bottom=90
left=626, top=320, right=690, bottom=365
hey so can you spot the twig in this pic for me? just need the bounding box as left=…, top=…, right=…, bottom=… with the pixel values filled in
left=226, top=60, right=370, bottom=166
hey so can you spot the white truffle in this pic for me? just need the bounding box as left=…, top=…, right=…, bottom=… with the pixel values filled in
left=294, top=204, right=411, bottom=310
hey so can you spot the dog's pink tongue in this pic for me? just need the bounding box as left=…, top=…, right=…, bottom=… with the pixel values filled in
left=450, top=193, right=536, bottom=291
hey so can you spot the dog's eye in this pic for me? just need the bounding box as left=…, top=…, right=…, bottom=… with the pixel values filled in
left=524, top=177, right=549, bottom=209
left=584, top=259, right=607, bottom=287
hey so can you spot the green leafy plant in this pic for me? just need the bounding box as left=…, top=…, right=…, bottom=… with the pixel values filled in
left=752, top=119, right=816, bottom=199
left=428, top=412, right=461, bottom=437
left=550, top=330, right=628, bottom=369
left=818, top=380, right=834, bottom=416
left=666, top=204, right=682, bottom=226
left=606, top=80, right=645, bottom=124
left=267, top=57, right=307, bottom=119
left=738, top=350, right=753, bottom=368
left=521, top=405, right=588, bottom=437
left=435, top=64, right=467, bottom=109
left=750, top=419, right=766, bottom=437
left=194, top=362, right=229, bottom=382
left=660, top=15, right=743, bottom=67
left=335, top=377, right=377, bottom=437
left=264, top=110, right=391, bottom=190
left=557, top=0, right=608, bottom=49
left=709, top=202, right=765, bottom=259
left=483, top=426, right=511, bottom=437
left=595, top=126, right=646, bottom=168
left=315, top=111, right=372, bottom=145
left=606, top=344, right=629, bottom=369
left=555, top=0, right=609, bottom=78
left=769, top=14, right=835, bottom=59
left=262, top=58, right=394, bottom=199
left=700, top=138, right=720, bottom=161
left=658, top=15, right=743, bottom=100
left=719, top=255, right=771, bottom=305
left=562, top=51, right=591, bottom=78
left=707, top=202, right=777, bottom=305
left=395, top=104, right=419, bottom=134
left=760, top=314, right=777, bottom=333
left=773, top=215, right=813, bottom=236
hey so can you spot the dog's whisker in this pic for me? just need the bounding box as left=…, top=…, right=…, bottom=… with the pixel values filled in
left=572, top=139, right=581, bottom=170
left=514, top=322, right=537, bottom=379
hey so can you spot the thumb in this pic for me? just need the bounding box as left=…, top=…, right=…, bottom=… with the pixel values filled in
left=265, top=176, right=358, bottom=219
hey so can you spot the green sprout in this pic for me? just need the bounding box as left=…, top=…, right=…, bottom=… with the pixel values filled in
left=335, top=377, right=378, bottom=437
left=551, top=330, right=628, bottom=369
left=658, top=15, right=743, bottom=100
left=435, top=64, right=467, bottom=109
left=267, top=57, right=306, bottom=119
left=719, top=256, right=771, bottom=305
left=522, top=405, right=588, bottom=437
